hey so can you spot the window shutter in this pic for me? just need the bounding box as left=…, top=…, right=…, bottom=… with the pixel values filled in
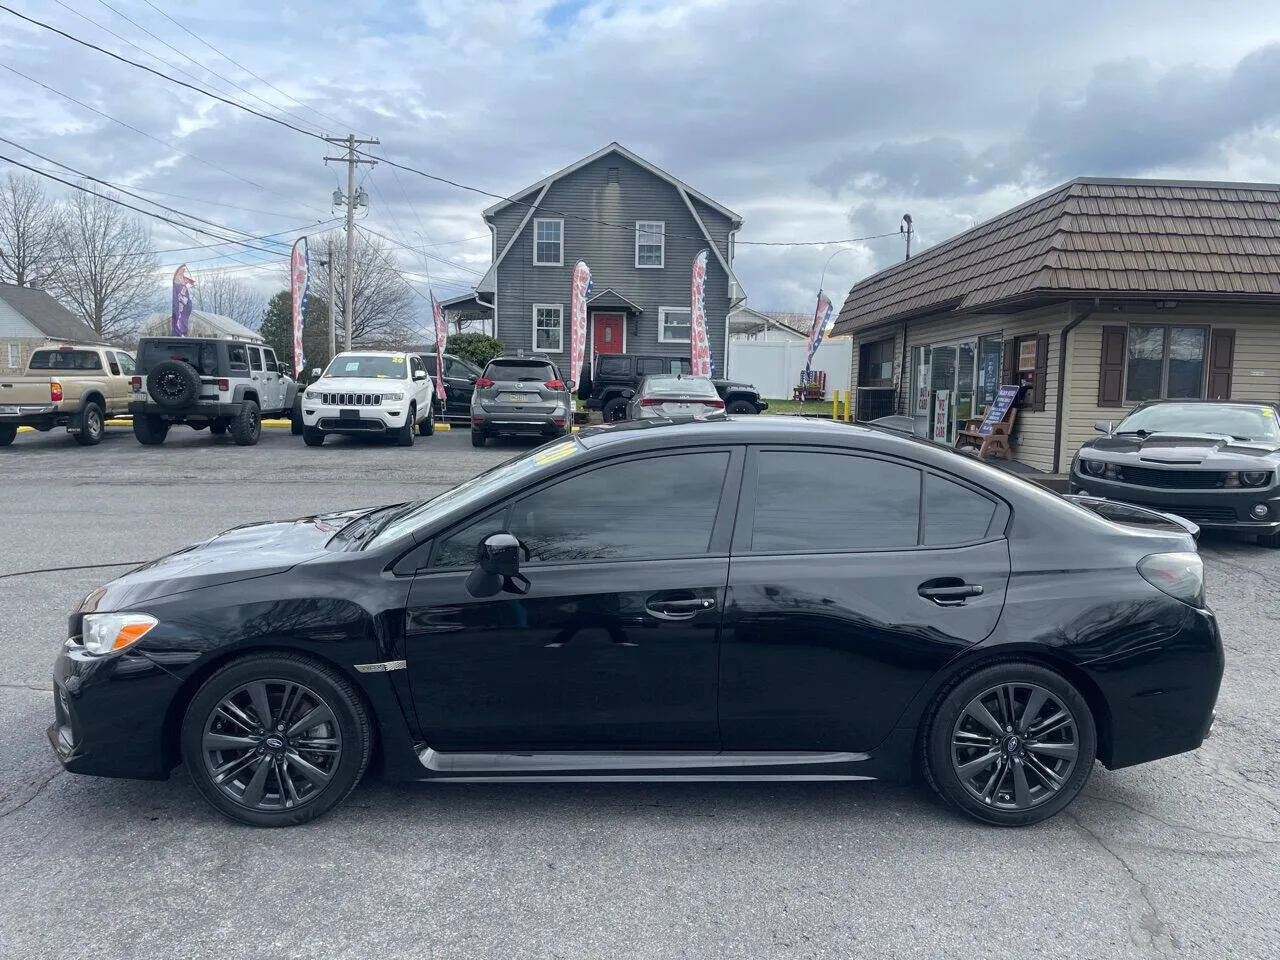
left=1032, top=333, right=1050, bottom=412
left=1207, top=328, right=1235, bottom=399
left=1097, top=326, right=1127, bottom=407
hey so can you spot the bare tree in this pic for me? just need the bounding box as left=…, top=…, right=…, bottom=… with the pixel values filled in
left=194, top=269, right=268, bottom=330
left=315, top=229, right=415, bottom=347
left=48, top=189, right=158, bottom=342
left=0, top=174, right=62, bottom=287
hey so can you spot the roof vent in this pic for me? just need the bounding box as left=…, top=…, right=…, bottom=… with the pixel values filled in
left=607, top=166, right=620, bottom=184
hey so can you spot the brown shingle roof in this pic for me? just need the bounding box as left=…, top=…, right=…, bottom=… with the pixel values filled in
left=833, top=178, right=1280, bottom=336
left=0, top=283, right=103, bottom=342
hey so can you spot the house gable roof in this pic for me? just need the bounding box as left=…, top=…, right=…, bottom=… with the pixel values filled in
left=833, top=177, right=1280, bottom=336
left=587, top=287, right=644, bottom=315
left=0, top=283, right=103, bottom=342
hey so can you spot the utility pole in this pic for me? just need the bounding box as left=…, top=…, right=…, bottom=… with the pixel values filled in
left=900, top=213, right=914, bottom=261
left=320, top=238, right=336, bottom=361
left=324, top=134, right=378, bottom=350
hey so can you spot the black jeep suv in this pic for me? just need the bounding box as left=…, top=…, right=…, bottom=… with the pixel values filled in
left=129, top=337, right=299, bottom=446
left=579, top=353, right=768, bottom=422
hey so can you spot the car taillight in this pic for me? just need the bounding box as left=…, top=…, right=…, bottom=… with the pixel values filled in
left=50, top=381, right=63, bottom=402
left=218, top=378, right=230, bottom=392
left=130, top=376, right=142, bottom=391
left=545, top=379, right=566, bottom=389
left=640, top=397, right=662, bottom=406
left=704, top=398, right=725, bottom=408
left=475, top=377, right=496, bottom=388
left=1138, top=552, right=1204, bottom=608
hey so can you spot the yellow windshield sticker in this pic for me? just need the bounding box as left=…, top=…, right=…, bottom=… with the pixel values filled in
left=1264, top=407, right=1273, bottom=416
left=392, top=357, right=404, bottom=364
left=534, top=440, right=577, bottom=465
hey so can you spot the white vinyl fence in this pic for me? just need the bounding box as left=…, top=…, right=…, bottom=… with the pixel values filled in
left=726, top=338, right=853, bottom=399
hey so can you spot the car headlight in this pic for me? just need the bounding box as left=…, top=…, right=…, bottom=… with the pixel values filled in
left=383, top=393, right=405, bottom=402
left=1080, top=457, right=1109, bottom=477
left=1240, top=471, right=1271, bottom=488
left=304, top=389, right=319, bottom=400
left=82, top=613, right=158, bottom=655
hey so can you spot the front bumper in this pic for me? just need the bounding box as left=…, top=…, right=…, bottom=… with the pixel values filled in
left=302, top=403, right=408, bottom=434
left=1069, top=467, right=1280, bottom=533
left=49, top=640, right=183, bottom=781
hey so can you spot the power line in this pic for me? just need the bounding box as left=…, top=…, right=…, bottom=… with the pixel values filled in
left=137, top=0, right=350, bottom=132
left=358, top=221, right=484, bottom=278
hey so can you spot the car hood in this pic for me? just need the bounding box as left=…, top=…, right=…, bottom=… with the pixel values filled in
left=88, top=507, right=378, bottom=609
left=310, top=376, right=411, bottom=394
left=1083, top=432, right=1280, bottom=467
left=712, top=378, right=755, bottom=392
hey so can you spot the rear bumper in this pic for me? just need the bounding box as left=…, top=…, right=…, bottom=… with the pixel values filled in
left=472, top=414, right=567, bottom=434
left=0, top=402, right=74, bottom=429
left=1069, top=468, right=1280, bottom=533
left=129, top=400, right=243, bottom=420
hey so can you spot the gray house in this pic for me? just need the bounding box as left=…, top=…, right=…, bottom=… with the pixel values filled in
left=452, top=143, right=746, bottom=375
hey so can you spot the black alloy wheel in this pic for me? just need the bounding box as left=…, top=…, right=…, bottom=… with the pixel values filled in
left=603, top=397, right=629, bottom=422
left=182, top=654, right=370, bottom=827
left=230, top=400, right=261, bottom=446
left=726, top=399, right=757, bottom=415
left=923, top=662, right=1096, bottom=826
left=146, top=360, right=201, bottom=410
left=74, top=401, right=105, bottom=446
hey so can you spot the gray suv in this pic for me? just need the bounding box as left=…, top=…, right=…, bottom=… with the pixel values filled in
left=471, top=355, right=572, bottom=447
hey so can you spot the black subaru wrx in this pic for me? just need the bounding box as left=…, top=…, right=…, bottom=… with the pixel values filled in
left=51, top=417, right=1222, bottom=828
left=1070, top=399, right=1280, bottom=546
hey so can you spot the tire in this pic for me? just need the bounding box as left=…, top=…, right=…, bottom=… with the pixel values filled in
left=132, top=414, right=169, bottom=446
left=395, top=406, right=416, bottom=447
left=180, top=652, right=372, bottom=828
left=290, top=398, right=304, bottom=435
left=73, top=400, right=105, bottom=446
left=210, top=419, right=228, bottom=436
left=921, top=661, right=1096, bottom=827
left=146, top=360, right=201, bottom=411
left=230, top=400, right=261, bottom=446
left=303, top=426, right=325, bottom=447
left=0, top=424, right=16, bottom=446
left=726, top=398, right=757, bottom=415
left=418, top=404, right=435, bottom=436
left=1259, top=531, right=1280, bottom=549
left=471, top=428, right=486, bottom=447
left=603, top=397, right=629, bottom=423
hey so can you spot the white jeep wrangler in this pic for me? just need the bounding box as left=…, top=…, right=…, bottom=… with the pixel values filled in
left=300, top=351, right=436, bottom=447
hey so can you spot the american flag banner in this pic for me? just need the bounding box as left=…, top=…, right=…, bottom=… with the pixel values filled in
left=290, top=238, right=309, bottom=376
left=569, top=260, right=592, bottom=388
left=690, top=249, right=712, bottom=377
left=170, top=265, right=195, bottom=336
left=804, top=290, right=834, bottom=375
left=431, top=289, right=448, bottom=402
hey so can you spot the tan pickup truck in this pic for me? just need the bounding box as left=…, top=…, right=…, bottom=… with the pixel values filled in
left=0, top=343, right=136, bottom=447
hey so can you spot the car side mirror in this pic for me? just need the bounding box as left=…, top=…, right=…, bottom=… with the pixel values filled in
left=413, top=369, right=427, bottom=380
left=620, top=389, right=634, bottom=399
left=465, top=533, right=531, bottom=598
left=1094, top=420, right=1114, bottom=435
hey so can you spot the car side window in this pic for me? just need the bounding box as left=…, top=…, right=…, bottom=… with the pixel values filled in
left=248, top=347, right=263, bottom=371
left=116, top=352, right=136, bottom=375
left=751, top=451, right=922, bottom=552
left=923, top=474, right=998, bottom=546
left=262, top=348, right=279, bottom=373
left=106, top=353, right=121, bottom=376
left=227, top=344, right=249, bottom=372
left=432, top=510, right=510, bottom=568
left=506, top=452, right=731, bottom=564
left=411, top=356, right=426, bottom=379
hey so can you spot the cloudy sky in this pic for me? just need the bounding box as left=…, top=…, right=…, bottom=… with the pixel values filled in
left=6, top=0, right=1280, bottom=327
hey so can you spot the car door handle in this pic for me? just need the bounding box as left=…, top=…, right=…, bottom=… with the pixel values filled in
left=918, top=581, right=984, bottom=606
left=645, top=596, right=716, bottom=620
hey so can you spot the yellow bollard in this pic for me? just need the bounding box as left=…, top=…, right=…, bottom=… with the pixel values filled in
left=832, top=389, right=840, bottom=420
left=845, top=392, right=853, bottom=423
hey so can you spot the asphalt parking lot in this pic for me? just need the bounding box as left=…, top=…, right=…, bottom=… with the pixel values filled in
left=1, top=422, right=1278, bottom=960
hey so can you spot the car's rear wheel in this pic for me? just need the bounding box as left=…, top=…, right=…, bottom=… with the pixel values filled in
left=603, top=397, right=629, bottom=422
left=726, top=398, right=757, bottom=415
left=395, top=405, right=416, bottom=446
left=133, top=414, right=169, bottom=446
left=73, top=400, right=105, bottom=445
left=303, top=426, right=325, bottom=447
left=922, top=662, right=1096, bottom=826
left=471, top=427, right=486, bottom=447
left=181, top=653, right=372, bottom=827
left=230, top=400, right=261, bottom=446
left=0, top=424, right=17, bottom=446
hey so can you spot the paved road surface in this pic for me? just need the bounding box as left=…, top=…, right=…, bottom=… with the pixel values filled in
left=1, top=424, right=1277, bottom=959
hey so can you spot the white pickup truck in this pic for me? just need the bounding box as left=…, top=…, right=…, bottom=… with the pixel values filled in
left=299, top=350, right=436, bottom=447
left=0, top=343, right=136, bottom=446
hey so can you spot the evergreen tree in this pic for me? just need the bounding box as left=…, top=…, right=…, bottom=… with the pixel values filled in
left=260, top=290, right=333, bottom=379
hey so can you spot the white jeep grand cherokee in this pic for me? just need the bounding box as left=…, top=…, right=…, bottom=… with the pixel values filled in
left=300, top=351, right=436, bottom=447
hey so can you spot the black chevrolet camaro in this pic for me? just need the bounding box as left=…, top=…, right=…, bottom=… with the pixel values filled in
left=51, top=417, right=1222, bottom=828
left=1070, top=400, right=1280, bottom=546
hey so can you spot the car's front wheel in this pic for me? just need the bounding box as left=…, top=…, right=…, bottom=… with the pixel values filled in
left=922, top=661, right=1096, bottom=826
left=395, top=405, right=416, bottom=446
left=181, top=653, right=372, bottom=827
left=303, top=426, right=325, bottom=447
left=418, top=404, right=435, bottom=436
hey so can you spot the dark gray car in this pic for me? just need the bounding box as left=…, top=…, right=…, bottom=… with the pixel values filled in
left=471, top=355, right=573, bottom=447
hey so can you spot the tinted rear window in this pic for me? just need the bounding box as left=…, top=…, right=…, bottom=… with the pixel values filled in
left=486, top=360, right=555, bottom=381
left=140, top=341, right=219, bottom=375
left=28, top=350, right=102, bottom=371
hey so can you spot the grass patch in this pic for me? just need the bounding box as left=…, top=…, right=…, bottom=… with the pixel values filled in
left=762, top=398, right=844, bottom=416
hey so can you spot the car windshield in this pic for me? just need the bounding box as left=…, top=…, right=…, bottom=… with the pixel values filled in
left=365, top=437, right=586, bottom=547
left=486, top=360, right=556, bottom=383
left=27, top=349, right=102, bottom=371
left=323, top=355, right=409, bottom=379
left=1114, top=403, right=1280, bottom=441
left=644, top=375, right=717, bottom=397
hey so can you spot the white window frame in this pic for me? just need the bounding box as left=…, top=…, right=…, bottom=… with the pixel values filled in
left=658, top=306, right=692, bottom=344
left=533, top=218, right=563, bottom=266
left=532, top=303, right=564, bottom=353
left=635, top=220, right=665, bottom=268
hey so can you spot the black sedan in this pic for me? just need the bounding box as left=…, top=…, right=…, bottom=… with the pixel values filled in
left=51, top=417, right=1222, bottom=827
left=1070, top=399, right=1280, bottom=546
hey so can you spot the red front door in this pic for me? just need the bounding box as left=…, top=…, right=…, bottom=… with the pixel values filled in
left=592, top=314, right=625, bottom=355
